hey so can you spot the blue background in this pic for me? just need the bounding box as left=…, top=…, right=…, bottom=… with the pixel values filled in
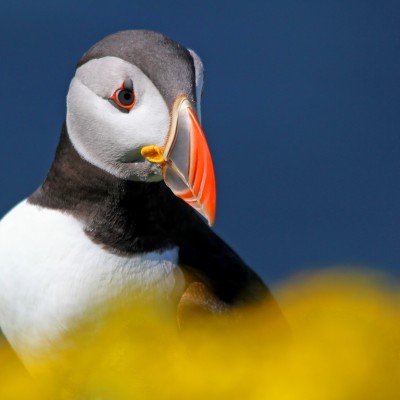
left=1, top=1, right=399, bottom=285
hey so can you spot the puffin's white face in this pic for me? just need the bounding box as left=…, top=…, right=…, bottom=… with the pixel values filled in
left=67, top=56, right=170, bottom=182
left=66, top=51, right=214, bottom=225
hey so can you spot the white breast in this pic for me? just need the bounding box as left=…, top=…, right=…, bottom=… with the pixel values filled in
left=0, top=200, right=184, bottom=366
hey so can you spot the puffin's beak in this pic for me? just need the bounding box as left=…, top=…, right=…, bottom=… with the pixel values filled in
left=141, top=97, right=216, bottom=226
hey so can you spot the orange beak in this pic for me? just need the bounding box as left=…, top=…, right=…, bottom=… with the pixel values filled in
left=141, top=98, right=216, bottom=226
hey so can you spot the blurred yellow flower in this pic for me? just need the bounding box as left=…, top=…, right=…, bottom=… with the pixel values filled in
left=1, top=268, right=399, bottom=399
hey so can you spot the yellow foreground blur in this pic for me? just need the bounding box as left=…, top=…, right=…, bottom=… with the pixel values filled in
left=1, top=268, right=399, bottom=399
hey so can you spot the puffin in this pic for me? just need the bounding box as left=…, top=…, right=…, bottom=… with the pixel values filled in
left=0, top=30, right=285, bottom=368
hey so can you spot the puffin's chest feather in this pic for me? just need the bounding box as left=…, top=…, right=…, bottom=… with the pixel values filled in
left=0, top=201, right=184, bottom=362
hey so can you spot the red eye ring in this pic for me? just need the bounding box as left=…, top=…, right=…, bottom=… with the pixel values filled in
left=110, top=82, right=136, bottom=111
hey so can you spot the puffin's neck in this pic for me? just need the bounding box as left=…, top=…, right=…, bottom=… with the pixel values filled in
left=28, top=122, right=194, bottom=254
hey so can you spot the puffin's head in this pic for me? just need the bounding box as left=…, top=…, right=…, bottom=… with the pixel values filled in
left=66, top=30, right=216, bottom=225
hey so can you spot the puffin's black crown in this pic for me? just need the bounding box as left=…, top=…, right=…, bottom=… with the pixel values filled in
left=77, top=30, right=197, bottom=108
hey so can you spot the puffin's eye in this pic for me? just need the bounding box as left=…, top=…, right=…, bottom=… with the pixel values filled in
left=110, top=80, right=136, bottom=111
left=117, top=89, right=134, bottom=105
